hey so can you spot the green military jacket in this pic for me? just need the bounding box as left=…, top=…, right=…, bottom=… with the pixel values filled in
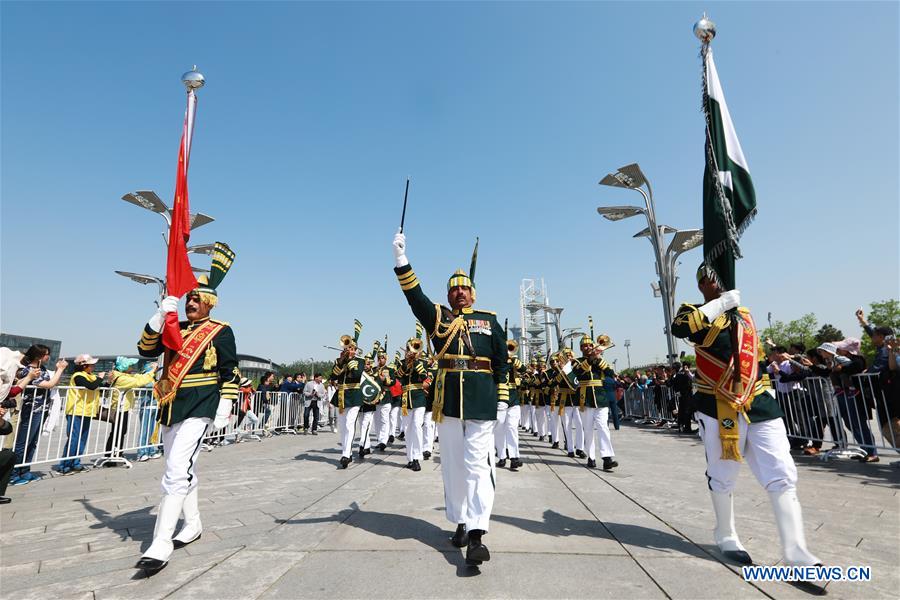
left=505, top=357, right=526, bottom=406
left=397, top=356, right=430, bottom=410
left=671, top=303, right=781, bottom=422
left=137, top=318, right=240, bottom=425
left=395, top=264, right=509, bottom=420
left=571, top=354, right=614, bottom=409
left=550, top=364, right=578, bottom=407
left=330, top=355, right=365, bottom=410
left=425, top=364, right=438, bottom=411
left=372, top=363, right=396, bottom=406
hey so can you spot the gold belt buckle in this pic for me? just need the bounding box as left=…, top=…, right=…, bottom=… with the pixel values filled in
left=454, top=358, right=467, bottom=370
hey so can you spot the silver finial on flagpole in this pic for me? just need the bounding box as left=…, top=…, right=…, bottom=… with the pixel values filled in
left=181, top=66, right=205, bottom=91
left=693, top=13, right=716, bottom=43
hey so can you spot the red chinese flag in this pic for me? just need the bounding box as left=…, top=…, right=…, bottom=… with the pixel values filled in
left=162, top=92, right=199, bottom=351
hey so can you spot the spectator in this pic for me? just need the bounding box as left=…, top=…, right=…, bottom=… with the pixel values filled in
left=57, top=354, right=106, bottom=474
left=106, top=358, right=157, bottom=464
left=10, top=345, right=68, bottom=485
left=856, top=309, right=897, bottom=443
left=884, top=336, right=900, bottom=446
left=303, top=373, right=326, bottom=434
left=672, top=362, right=696, bottom=434
left=818, top=341, right=878, bottom=462
left=0, top=406, right=15, bottom=503
left=235, top=377, right=261, bottom=442
left=136, top=360, right=163, bottom=462
left=258, top=371, right=277, bottom=435
left=768, top=346, right=808, bottom=450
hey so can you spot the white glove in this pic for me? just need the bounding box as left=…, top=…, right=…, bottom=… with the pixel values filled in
left=147, top=296, right=180, bottom=333
left=212, top=397, right=232, bottom=430
left=698, top=289, right=741, bottom=322
left=393, top=228, right=408, bottom=268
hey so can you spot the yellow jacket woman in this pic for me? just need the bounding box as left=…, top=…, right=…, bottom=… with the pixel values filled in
left=109, top=371, right=155, bottom=412
left=66, top=366, right=106, bottom=417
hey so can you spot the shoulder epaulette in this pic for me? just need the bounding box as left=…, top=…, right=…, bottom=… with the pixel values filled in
left=472, top=309, right=496, bottom=315
left=210, top=318, right=230, bottom=326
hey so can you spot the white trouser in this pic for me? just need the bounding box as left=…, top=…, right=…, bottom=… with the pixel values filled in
left=535, top=405, right=547, bottom=436
left=338, top=406, right=360, bottom=459
left=583, top=407, right=614, bottom=460
left=696, top=412, right=797, bottom=493
left=494, top=402, right=509, bottom=459
left=423, top=411, right=436, bottom=453
left=375, top=403, right=392, bottom=444
left=404, top=407, right=425, bottom=461
left=399, top=412, right=409, bottom=436
left=563, top=406, right=585, bottom=452
left=439, top=417, right=495, bottom=532
left=389, top=405, right=400, bottom=437
left=521, top=404, right=532, bottom=430
left=505, top=404, right=521, bottom=458
left=160, top=417, right=211, bottom=495
left=549, top=407, right=560, bottom=443
left=358, top=410, right=374, bottom=451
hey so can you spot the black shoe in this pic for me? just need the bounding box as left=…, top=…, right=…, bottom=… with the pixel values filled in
left=576, top=450, right=586, bottom=458
left=405, top=461, right=414, bottom=469
left=539, top=435, right=546, bottom=442
left=135, top=557, right=167, bottom=575
left=587, top=458, right=596, bottom=468
left=0, top=497, right=10, bottom=504
left=497, top=458, right=506, bottom=468
left=357, top=450, right=365, bottom=461
left=722, top=549, right=753, bottom=565
left=551, top=441, right=559, bottom=449
left=364, top=448, right=372, bottom=456
left=451, top=524, right=468, bottom=548
left=411, top=460, right=421, bottom=472
left=466, top=530, right=490, bottom=565
left=377, top=443, right=387, bottom=451
left=602, top=457, right=618, bottom=471
left=388, top=435, right=395, bottom=444
left=339, top=456, right=350, bottom=469
left=567, top=451, right=575, bottom=458
left=532, top=432, right=538, bottom=437
left=312, top=430, right=318, bottom=436
left=173, top=533, right=201, bottom=549
left=398, top=432, right=405, bottom=441
left=423, top=451, right=431, bottom=460
left=509, top=458, right=522, bottom=470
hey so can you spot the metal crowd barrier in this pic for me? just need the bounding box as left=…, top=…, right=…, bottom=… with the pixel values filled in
left=773, top=373, right=899, bottom=459
left=622, top=385, right=680, bottom=428
left=0, top=387, right=321, bottom=473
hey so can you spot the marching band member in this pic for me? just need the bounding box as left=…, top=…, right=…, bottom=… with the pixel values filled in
left=495, top=339, right=525, bottom=470
left=571, top=334, right=618, bottom=470
left=396, top=334, right=430, bottom=471
left=393, top=231, right=509, bottom=566
left=330, top=321, right=365, bottom=469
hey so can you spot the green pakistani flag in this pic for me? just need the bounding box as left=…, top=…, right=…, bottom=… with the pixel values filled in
left=702, top=46, right=757, bottom=290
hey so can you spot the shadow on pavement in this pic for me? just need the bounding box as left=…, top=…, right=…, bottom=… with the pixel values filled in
left=77, top=498, right=156, bottom=547
left=276, top=502, right=480, bottom=577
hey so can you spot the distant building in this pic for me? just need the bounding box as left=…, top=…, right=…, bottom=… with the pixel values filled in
left=0, top=332, right=63, bottom=361
left=238, top=354, right=278, bottom=382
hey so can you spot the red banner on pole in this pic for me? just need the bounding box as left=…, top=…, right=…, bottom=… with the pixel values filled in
left=162, top=91, right=199, bottom=351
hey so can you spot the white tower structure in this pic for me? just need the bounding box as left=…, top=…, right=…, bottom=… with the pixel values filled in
left=519, top=278, right=551, bottom=363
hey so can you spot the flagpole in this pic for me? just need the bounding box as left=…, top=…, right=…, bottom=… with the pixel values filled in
left=695, top=16, right=743, bottom=394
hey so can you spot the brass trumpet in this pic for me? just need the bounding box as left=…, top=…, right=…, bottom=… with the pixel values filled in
left=595, top=334, right=615, bottom=351
left=507, top=339, right=518, bottom=356
left=407, top=338, right=423, bottom=353
left=340, top=334, right=355, bottom=349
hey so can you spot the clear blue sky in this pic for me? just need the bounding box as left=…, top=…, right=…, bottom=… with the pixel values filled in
left=2, top=1, right=898, bottom=367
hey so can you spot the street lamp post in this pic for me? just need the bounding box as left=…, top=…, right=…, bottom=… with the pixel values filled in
left=624, top=339, right=632, bottom=369
left=597, top=163, right=703, bottom=365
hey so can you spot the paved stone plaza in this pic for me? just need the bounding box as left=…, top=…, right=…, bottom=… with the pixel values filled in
left=1, top=424, right=897, bottom=599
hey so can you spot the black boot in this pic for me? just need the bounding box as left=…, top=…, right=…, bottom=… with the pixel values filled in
left=538, top=435, right=545, bottom=442
left=466, top=529, right=490, bottom=565
left=551, top=441, right=559, bottom=449
left=405, top=461, right=414, bottom=469
left=398, top=432, right=405, bottom=441
left=377, top=443, right=387, bottom=451
left=509, top=458, right=522, bottom=471
left=587, top=458, right=596, bottom=468
left=451, top=524, right=468, bottom=548
left=339, top=456, right=350, bottom=469
left=567, top=451, right=575, bottom=458
left=411, top=459, right=421, bottom=472
left=423, top=451, right=431, bottom=460
left=363, top=448, right=372, bottom=456
left=602, top=457, right=618, bottom=471
left=358, top=449, right=365, bottom=461
left=388, top=435, right=395, bottom=444
left=576, top=449, right=586, bottom=458
left=496, top=458, right=506, bottom=468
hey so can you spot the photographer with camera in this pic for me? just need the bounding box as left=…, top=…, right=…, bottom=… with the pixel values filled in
left=9, top=345, right=69, bottom=486
left=857, top=308, right=899, bottom=447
